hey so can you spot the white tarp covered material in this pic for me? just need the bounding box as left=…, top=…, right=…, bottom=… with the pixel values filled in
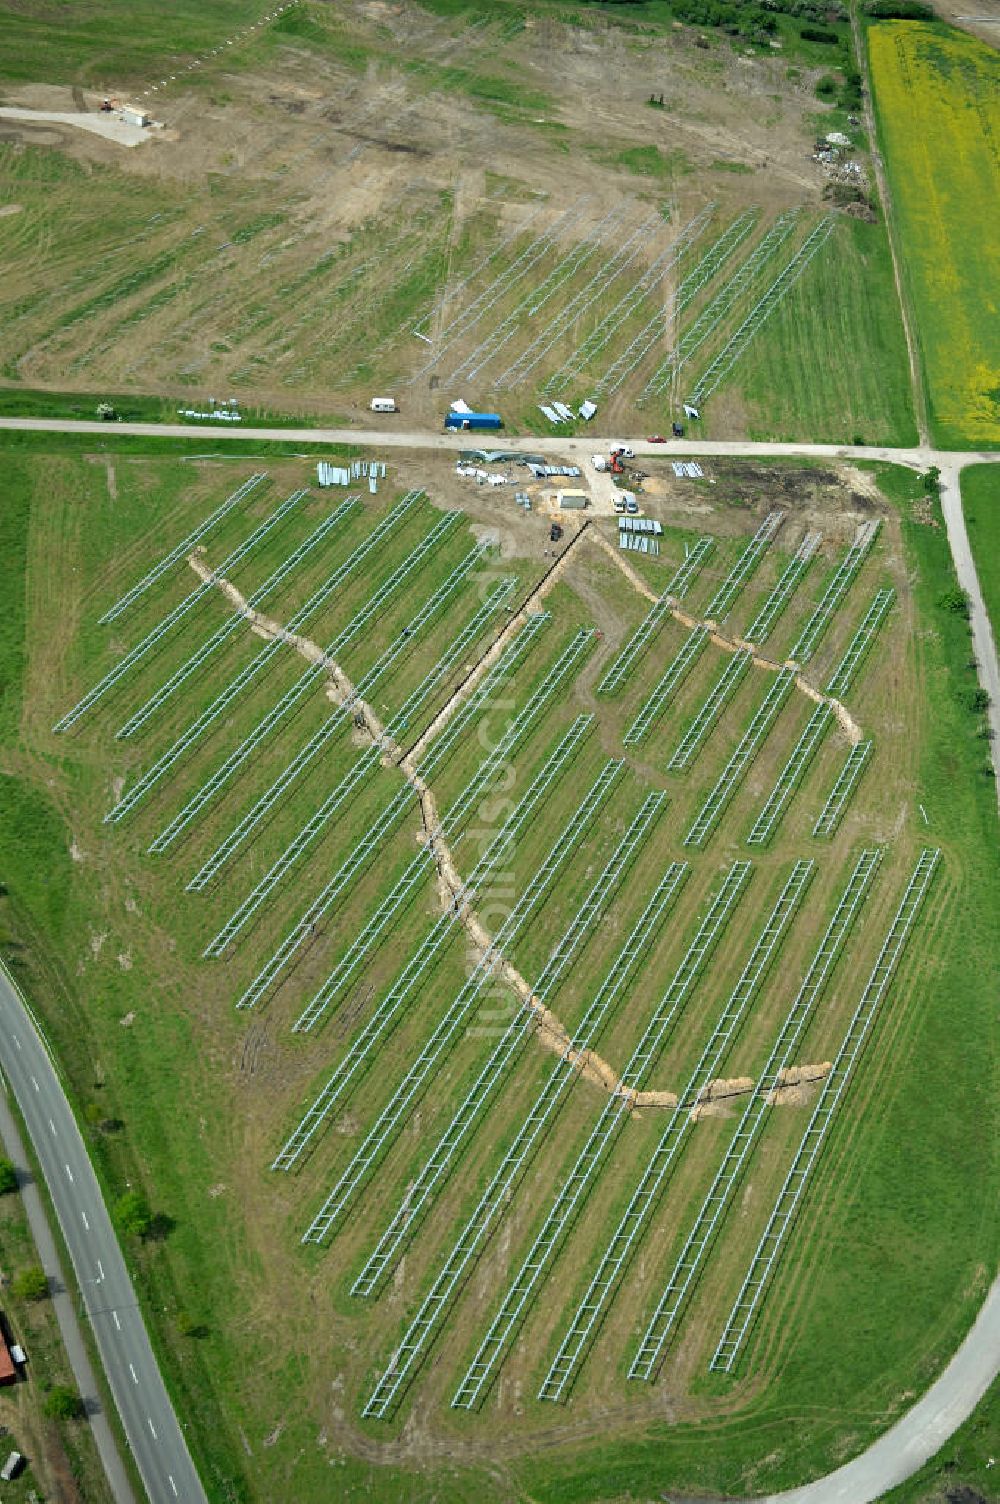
left=553, top=402, right=574, bottom=422
left=578, top=400, right=597, bottom=421
left=540, top=405, right=563, bottom=423
left=671, top=461, right=704, bottom=479
left=683, top=403, right=700, bottom=420
left=450, top=399, right=473, bottom=414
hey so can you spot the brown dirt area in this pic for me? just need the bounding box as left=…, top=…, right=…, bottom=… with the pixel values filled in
left=0, top=3, right=838, bottom=433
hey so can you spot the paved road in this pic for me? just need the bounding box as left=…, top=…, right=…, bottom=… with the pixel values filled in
left=0, top=962, right=207, bottom=1504
left=4, top=413, right=1000, bottom=468
left=3, top=412, right=999, bottom=1503
left=0, top=1078, right=136, bottom=1504
left=763, top=1275, right=1000, bottom=1504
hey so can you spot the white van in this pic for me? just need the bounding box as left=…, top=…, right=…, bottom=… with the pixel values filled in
left=370, top=397, right=398, bottom=414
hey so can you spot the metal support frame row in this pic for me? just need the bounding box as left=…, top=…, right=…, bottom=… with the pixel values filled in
left=709, top=848, right=939, bottom=1373
left=541, top=203, right=721, bottom=397
left=704, top=512, right=783, bottom=623
left=494, top=209, right=689, bottom=390
left=667, top=650, right=751, bottom=771
left=824, top=588, right=895, bottom=699
left=689, top=216, right=834, bottom=403
left=585, top=209, right=720, bottom=397
left=683, top=668, right=796, bottom=846
left=451, top=860, right=752, bottom=1410
left=538, top=860, right=814, bottom=1403
left=302, top=758, right=625, bottom=1247
left=116, top=500, right=357, bottom=738
left=99, top=473, right=266, bottom=624
left=104, top=491, right=421, bottom=825
left=270, top=710, right=589, bottom=1173
left=281, top=626, right=593, bottom=1032
left=642, top=213, right=797, bottom=398
left=407, top=203, right=590, bottom=382
left=597, top=537, right=714, bottom=696
left=789, top=520, right=880, bottom=665
left=747, top=702, right=832, bottom=846
left=199, top=544, right=498, bottom=951
left=352, top=794, right=671, bottom=1306
left=629, top=847, right=882, bottom=1378
left=812, top=739, right=873, bottom=838
left=193, top=576, right=516, bottom=892
left=742, top=531, right=820, bottom=646
left=450, top=205, right=625, bottom=384
left=241, top=617, right=565, bottom=1023
left=55, top=487, right=308, bottom=732
left=144, top=503, right=453, bottom=850
left=623, top=627, right=708, bottom=746
left=360, top=826, right=681, bottom=1421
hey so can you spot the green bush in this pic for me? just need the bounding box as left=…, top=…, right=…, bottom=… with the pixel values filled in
left=865, top=0, right=933, bottom=16
left=44, top=1385, right=83, bottom=1420
left=801, top=25, right=837, bottom=42
left=0, top=1158, right=17, bottom=1194
left=113, top=1189, right=153, bottom=1240
left=938, top=586, right=971, bottom=616
left=13, top=1265, right=48, bottom=1301
left=816, top=73, right=838, bottom=99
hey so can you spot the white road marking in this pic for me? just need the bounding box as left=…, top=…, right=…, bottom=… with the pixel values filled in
left=64, top=1162, right=74, bottom=1182
left=30, top=1075, right=39, bottom=1091
left=169, top=1477, right=178, bottom=1498
left=96, top=1259, right=105, bottom=1281
left=147, top=1416, right=157, bottom=1440
left=130, top=1362, right=138, bottom=1384
left=112, top=1311, right=121, bottom=1331
left=81, top=1209, right=89, bottom=1231
left=49, top=1117, right=57, bottom=1135
left=12, top=1035, right=20, bottom=1051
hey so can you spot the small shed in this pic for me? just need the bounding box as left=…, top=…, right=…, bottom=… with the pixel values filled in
left=120, top=106, right=149, bottom=128
left=556, top=489, right=589, bottom=510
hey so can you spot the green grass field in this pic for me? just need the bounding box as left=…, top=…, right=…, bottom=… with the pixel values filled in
left=0, top=432, right=996, bottom=1502
left=962, top=464, right=1000, bottom=640
left=734, top=216, right=918, bottom=446
left=0, top=1, right=276, bottom=86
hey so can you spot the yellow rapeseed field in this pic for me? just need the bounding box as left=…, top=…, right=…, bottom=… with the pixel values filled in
left=869, top=23, right=1000, bottom=447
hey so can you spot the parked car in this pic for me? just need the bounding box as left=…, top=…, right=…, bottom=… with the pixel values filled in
left=646, top=434, right=667, bottom=444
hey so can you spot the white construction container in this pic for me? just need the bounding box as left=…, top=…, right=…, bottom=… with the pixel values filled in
left=370, top=397, right=398, bottom=413
left=591, top=455, right=608, bottom=472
